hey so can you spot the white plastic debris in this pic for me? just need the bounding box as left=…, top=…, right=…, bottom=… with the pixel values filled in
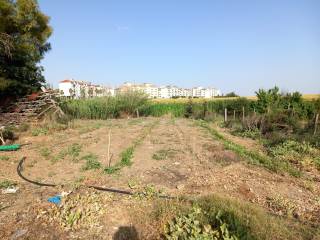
left=1, top=187, right=19, bottom=194
left=61, top=190, right=72, bottom=197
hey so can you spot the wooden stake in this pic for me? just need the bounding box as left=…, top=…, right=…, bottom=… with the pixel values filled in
left=107, top=129, right=111, bottom=166
left=0, top=131, right=5, bottom=145
left=224, top=108, right=227, bottom=122
left=136, top=109, right=139, bottom=118
left=242, top=106, right=245, bottom=121
left=233, top=110, right=236, bottom=120
left=314, top=113, right=319, bottom=135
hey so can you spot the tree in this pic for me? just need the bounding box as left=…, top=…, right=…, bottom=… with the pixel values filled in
left=255, top=86, right=281, bottom=113
left=225, top=92, right=238, bottom=97
left=0, top=0, right=52, bottom=101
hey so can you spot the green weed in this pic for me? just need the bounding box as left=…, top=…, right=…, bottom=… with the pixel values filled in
left=104, top=165, right=121, bottom=174
left=31, top=127, right=48, bottom=136
left=104, top=120, right=158, bottom=174
left=269, top=140, right=320, bottom=170
left=165, top=206, right=238, bottom=240
left=81, top=153, right=101, bottom=170
left=120, top=147, right=134, bottom=166
left=0, top=180, right=16, bottom=189
left=0, top=156, right=10, bottom=161
left=140, top=194, right=318, bottom=240
left=198, top=121, right=301, bottom=177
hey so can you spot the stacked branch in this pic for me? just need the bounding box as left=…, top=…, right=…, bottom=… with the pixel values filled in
left=0, top=89, right=64, bottom=126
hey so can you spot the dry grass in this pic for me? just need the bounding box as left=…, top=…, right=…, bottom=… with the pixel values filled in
left=151, top=94, right=319, bottom=103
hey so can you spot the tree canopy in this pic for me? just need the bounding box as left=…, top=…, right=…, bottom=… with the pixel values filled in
left=0, top=0, right=52, bottom=101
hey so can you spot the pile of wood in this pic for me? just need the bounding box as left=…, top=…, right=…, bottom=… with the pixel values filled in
left=0, top=89, right=64, bottom=126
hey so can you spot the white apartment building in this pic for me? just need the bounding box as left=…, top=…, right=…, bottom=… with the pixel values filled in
left=59, top=79, right=114, bottom=99
left=60, top=81, right=222, bottom=99
left=192, top=87, right=221, bottom=98
left=116, top=82, right=221, bottom=99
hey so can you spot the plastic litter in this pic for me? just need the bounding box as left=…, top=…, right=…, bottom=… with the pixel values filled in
left=61, top=191, right=72, bottom=197
left=48, top=195, right=61, bottom=205
left=1, top=186, right=19, bottom=194
left=0, top=144, right=21, bottom=151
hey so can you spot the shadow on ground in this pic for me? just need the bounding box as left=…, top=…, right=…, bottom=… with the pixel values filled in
left=113, top=226, right=138, bottom=240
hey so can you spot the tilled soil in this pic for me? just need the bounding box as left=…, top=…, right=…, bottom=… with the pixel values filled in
left=0, top=117, right=319, bottom=239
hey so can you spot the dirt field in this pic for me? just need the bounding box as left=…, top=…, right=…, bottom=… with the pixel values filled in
left=0, top=117, right=319, bottom=239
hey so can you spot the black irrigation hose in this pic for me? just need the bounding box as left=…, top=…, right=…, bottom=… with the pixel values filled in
left=17, top=157, right=56, bottom=187
left=17, top=157, right=173, bottom=199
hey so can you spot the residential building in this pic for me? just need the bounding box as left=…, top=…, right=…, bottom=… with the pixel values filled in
left=59, top=79, right=114, bottom=99
left=59, top=80, right=221, bottom=99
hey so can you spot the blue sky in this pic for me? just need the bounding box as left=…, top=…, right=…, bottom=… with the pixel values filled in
left=39, top=0, right=320, bottom=95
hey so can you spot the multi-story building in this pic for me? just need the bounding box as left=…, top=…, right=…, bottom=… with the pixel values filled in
left=59, top=79, right=114, bottom=99
left=192, top=87, right=221, bottom=98
left=59, top=80, right=221, bottom=99
left=115, top=82, right=221, bottom=99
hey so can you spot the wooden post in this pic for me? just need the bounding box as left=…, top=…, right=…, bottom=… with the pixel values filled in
left=107, top=129, right=111, bottom=167
left=224, top=108, right=227, bottom=122
left=242, top=106, right=245, bottom=121
left=136, top=109, right=140, bottom=118
left=314, top=113, right=319, bottom=135
left=253, top=108, right=256, bottom=116
left=0, top=130, right=5, bottom=145
left=233, top=110, right=236, bottom=120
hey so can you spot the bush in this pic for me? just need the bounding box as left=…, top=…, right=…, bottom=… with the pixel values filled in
left=136, top=194, right=318, bottom=240
left=164, top=206, right=238, bottom=240
left=268, top=140, right=320, bottom=171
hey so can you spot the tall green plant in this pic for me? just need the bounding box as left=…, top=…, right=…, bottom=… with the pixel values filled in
left=0, top=0, right=52, bottom=100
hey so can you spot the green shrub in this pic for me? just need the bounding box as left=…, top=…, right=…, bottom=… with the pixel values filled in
left=1, top=127, right=16, bottom=142
left=268, top=140, right=320, bottom=170
left=237, top=128, right=261, bottom=140
left=165, top=206, right=238, bottom=240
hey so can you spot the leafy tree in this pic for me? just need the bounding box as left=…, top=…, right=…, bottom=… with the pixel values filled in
left=80, top=88, right=86, bottom=99
left=88, top=88, right=94, bottom=98
left=0, top=0, right=52, bottom=101
left=225, top=92, right=238, bottom=97
left=255, top=86, right=281, bottom=113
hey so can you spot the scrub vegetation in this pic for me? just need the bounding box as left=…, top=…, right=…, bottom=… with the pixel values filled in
left=1, top=88, right=319, bottom=239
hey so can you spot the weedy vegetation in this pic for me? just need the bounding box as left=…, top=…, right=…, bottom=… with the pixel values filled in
left=0, top=180, right=16, bottom=189
left=104, top=120, right=158, bottom=174
left=134, top=195, right=319, bottom=240
left=81, top=153, right=101, bottom=171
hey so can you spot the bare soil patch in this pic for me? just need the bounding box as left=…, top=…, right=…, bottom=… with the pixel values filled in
left=0, top=117, right=319, bottom=239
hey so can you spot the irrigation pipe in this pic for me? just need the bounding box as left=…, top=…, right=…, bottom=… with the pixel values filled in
left=17, top=157, right=173, bottom=199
